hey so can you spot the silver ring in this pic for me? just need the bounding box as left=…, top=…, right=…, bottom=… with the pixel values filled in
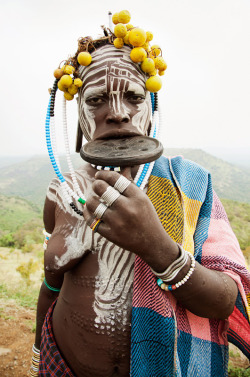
left=101, top=186, right=120, bottom=207
left=94, top=203, right=108, bottom=219
left=113, top=175, right=131, bottom=194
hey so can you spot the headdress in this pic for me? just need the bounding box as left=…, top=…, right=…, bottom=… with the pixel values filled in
left=45, top=10, right=166, bottom=216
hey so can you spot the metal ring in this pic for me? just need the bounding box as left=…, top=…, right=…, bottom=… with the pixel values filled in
left=101, top=186, right=120, bottom=207
left=113, top=175, right=131, bottom=194
left=94, top=202, right=108, bottom=219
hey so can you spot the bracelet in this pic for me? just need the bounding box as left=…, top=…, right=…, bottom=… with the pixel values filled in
left=44, top=277, right=61, bottom=292
left=150, top=245, right=188, bottom=282
left=156, top=252, right=196, bottom=291
left=29, top=344, right=40, bottom=377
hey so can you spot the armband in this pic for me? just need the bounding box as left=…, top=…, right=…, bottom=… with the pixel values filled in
left=44, top=277, right=61, bottom=292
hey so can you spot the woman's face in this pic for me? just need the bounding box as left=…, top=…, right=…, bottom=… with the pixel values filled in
left=78, top=45, right=152, bottom=141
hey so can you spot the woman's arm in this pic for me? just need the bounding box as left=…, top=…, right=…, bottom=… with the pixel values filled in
left=84, top=168, right=238, bottom=320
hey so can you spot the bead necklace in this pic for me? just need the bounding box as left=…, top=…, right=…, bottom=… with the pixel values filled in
left=45, top=82, right=160, bottom=216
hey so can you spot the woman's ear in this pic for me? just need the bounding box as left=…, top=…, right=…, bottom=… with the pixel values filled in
left=75, top=121, right=83, bottom=153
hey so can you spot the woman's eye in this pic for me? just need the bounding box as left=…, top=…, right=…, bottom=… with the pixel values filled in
left=86, top=97, right=105, bottom=105
left=128, top=95, right=145, bottom=103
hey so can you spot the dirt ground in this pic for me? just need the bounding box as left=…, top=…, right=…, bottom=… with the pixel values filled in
left=0, top=299, right=35, bottom=377
left=0, top=300, right=249, bottom=377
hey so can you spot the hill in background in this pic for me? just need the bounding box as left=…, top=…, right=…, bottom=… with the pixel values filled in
left=0, top=194, right=41, bottom=233
left=0, top=149, right=249, bottom=206
left=164, top=148, right=250, bottom=203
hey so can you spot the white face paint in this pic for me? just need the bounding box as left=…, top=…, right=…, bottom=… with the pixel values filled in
left=78, top=44, right=152, bottom=141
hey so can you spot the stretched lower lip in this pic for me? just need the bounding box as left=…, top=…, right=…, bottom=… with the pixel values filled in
left=95, top=132, right=143, bottom=140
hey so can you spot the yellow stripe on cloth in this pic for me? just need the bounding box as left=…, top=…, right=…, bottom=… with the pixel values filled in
left=147, top=175, right=203, bottom=256
left=147, top=175, right=184, bottom=245
left=180, top=190, right=203, bottom=255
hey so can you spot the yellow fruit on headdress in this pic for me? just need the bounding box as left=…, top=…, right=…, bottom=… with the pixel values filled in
left=60, top=75, right=73, bottom=88
left=63, top=65, right=75, bottom=75
left=150, top=45, right=161, bottom=57
left=74, top=78, right=83, bottom=88
left=114, top=23, right=127, bottom=38
left=77, top=52, right=92, bottom=66
left=154, top=57, right=167, bottom=71
left=141, top=58, right=155, bottom=73
left=158, top=70, right=165, bottom=76
left=126, top=23, right=133, bottom=30
left=68, top=84, right=78, bottom=95
left=64, top=92, right=74, bottom=101
left=58, top=80, right=67, bottom=92
left=146, top=31, right=153, bottom=42
left=114, top=38, right=124, bottom=49
left=112, top=13, right=119, bottom=25
left=146, top=76, right=162, bottom=92
left=142, top=42, right=149, bottom=51
left=130, top=47, right=147, bottom=63
left=149, top=68, right=157, bottom=76
left=123, top=32, right=130, bottom=45
left=54, top=68, right=63, bottom=79
left=129, top=28, right=147, bottom=47
left=118, top=10, right=131, bottom=24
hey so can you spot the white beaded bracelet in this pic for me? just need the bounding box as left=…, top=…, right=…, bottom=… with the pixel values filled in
left=156, top=252, right=196, bottom=292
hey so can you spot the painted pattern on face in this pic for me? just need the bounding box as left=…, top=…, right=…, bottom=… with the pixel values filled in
left=78, top=44, right=152, bottom=141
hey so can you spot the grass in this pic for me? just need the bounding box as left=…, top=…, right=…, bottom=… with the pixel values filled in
left=0, top=194, right=42, bottom=233
left=0, top=282, right=39, bottom=310
left=222, top=199, right=250, bottom=256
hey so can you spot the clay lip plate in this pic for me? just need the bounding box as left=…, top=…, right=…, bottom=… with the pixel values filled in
left=80, top=136, right=163, bottom=167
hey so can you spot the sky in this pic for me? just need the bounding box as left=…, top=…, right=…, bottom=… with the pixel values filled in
left=0, top=0, right=250, bottom=163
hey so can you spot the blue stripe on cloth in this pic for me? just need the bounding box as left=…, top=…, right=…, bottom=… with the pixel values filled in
left=210, top=340, right=229, bottom=377
left=131, top=307, right=176, bottom=376
left=177, top=331, right=228, bottom=377
left=151, top=156, right=177, bottom=187
left=169, top=157, right=209, bottom=202
left=193, top=175, right=213, bottom=263
left=235, top=291, right=249, bottom=320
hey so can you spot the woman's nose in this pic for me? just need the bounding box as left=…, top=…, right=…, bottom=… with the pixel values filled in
left=106, top=112, right=130, bottom=124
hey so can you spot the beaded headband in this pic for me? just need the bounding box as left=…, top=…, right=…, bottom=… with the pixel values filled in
left=46, top=10, right=163, bottom=217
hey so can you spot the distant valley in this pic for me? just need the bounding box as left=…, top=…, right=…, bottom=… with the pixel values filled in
left=0, top=149, right=249, bottom=206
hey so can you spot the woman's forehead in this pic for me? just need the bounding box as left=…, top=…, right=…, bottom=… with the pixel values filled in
left=78, top=44, right=147, bottom=96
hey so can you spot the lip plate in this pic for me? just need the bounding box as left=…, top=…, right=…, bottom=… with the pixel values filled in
left=80, top=136, right=163, bottom=167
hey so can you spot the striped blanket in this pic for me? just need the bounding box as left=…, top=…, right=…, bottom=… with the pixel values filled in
left=131, top=155, right=250, bottom=376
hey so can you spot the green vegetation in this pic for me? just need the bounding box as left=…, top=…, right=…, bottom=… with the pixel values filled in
left=0, top=194, right=42, bottom=232
left=228, top=364, right=250, bottom=377
left=0, top=283, right=40, bottom=310
left=0, top=194, right=43, bottom=249
left=222, top=199, right=250, bottom=251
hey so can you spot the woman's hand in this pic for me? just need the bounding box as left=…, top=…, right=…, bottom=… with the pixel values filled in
left=83, top=167, right=179, bottom=269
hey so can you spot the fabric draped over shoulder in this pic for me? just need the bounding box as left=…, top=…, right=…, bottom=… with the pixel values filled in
left=131, top=155, right=250, bottom=377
